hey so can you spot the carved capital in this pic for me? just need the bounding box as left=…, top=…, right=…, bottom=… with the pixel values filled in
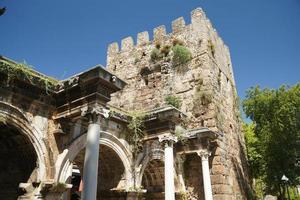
left=81, top=106, right=110, bottom=124
left=158, top=134, right=178, bottom=147
left=197, top=150, right=211, bottom=161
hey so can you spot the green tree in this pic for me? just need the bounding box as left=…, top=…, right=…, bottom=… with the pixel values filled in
left=243, top=123, right=265, bottom=199
left=243, top=123, right=262, bottom=178
left=243, top=84, right=300, bottom=196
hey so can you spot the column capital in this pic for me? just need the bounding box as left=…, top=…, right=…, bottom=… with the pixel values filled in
left=197, top=150, right=211, bottom=161
left=81, top=106, right=110, bottom=124
left=158, top=134, right=178, bottom=147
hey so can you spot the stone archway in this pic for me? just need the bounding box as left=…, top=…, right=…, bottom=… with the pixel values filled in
left=56, top=131, right=133, bottom=199
left=135, top=141, right=166, bottom=200
left=0, top=101, right=52, bottom=182
left=142, top=159, right=165, bottom=199
left=73, top=144, right=127, bottom=199
left=0, top=123, right=38, bottom=199
left=0, top=102, right=50, bottom=199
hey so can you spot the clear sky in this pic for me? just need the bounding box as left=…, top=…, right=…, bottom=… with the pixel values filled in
left=1, top=0, right=299, bottom=99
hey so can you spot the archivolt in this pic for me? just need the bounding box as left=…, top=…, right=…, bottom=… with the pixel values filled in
left=56, top=131, right=133, bottom=189
left=0, top=101, right=49, bottom=181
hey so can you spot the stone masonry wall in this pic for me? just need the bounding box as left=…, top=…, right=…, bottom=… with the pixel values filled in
left=107, top=8, right=250, bottom=199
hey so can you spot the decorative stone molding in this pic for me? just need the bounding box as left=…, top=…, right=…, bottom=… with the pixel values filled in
left=197, top=150, right=211, bottom=160
left=0, top=101, right=49, bottom=182
left=55, top=131, right=133, bottom=190
left=81, top=106, right=110, bottom=124
left=158, top=134, right=178, bottom=147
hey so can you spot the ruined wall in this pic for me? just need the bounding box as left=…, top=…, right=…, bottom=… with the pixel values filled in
left=107, top=8, right=250, bottom=199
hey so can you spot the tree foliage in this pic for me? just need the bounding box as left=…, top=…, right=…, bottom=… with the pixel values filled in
left=243, top=123, right=262, bottom=178
left=243, top=84, right=300, bottom=195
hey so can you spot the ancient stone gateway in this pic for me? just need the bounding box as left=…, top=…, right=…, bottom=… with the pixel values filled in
left=0, top=7, right=250, bottom=200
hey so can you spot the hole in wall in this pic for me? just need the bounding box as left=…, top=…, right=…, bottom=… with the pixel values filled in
left=198, top=39, right=202, bottom=47
left=201, top=119, right=204, bottom=127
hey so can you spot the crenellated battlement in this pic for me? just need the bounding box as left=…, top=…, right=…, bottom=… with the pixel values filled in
left=107, top=8, right=209, bottom=55
left=106, top=8, right=234, bottom=84
left=107, top=8, right=228, bottom=55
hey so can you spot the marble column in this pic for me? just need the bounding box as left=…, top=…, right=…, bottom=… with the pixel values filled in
left=159, top=134, right=178, bottom=200
left=81, top=107, right=109, bottom=200
left=197, top=150, right=213, bottom=200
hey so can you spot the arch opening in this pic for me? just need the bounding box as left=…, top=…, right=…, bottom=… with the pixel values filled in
left=70, top=144, right=126, bottom=200
left=141, top=159, right=165, bottom=200
left=0, top=124, right=38, bottom=200
left=184, top=154, right=205, bottom=200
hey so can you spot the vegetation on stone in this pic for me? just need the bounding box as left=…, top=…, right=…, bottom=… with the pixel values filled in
left=0, top=59, right=58, bottom=92
left=127, top=110, right=146, bottom=155
left=165, top=95, right=182, bottom=109
left=150, top=39, right=191, bottom=67
left=160, top=45, right=171, bottom=57
left=172, top=44, right=192, bottom=66
left=243, top=84, right=300, bottom=198
left=207, top=39, right=215, bottom=57
left=174, top=125, right=187, bottom=143
left=150, top=47, right=163, bottom=62
left=193, top=85, right=213, bottom=109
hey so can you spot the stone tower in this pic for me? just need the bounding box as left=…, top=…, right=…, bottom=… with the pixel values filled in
left=107, top=8, right=250, bottom=200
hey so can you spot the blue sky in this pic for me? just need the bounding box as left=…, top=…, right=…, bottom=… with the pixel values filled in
left=0, top=0, right=299, bottom=99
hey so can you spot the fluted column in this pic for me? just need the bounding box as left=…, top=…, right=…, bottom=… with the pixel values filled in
left=159, top=134, right=178, bottom=200
left=197, top=150, right=213, bottom=200
left=81, top=106, right=109, bottom=200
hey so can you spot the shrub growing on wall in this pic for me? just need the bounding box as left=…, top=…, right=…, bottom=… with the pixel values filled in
left=150, top=38, right=192, bottom=67
left=207, top=39, right=215, bottom=58
left=172, top=45, right=192, bottom=66
left=150, top=48, right=162, bottom=62
left=165, top=95, right=182, bottom=109
left=127, top=110, right=146, bottom=155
